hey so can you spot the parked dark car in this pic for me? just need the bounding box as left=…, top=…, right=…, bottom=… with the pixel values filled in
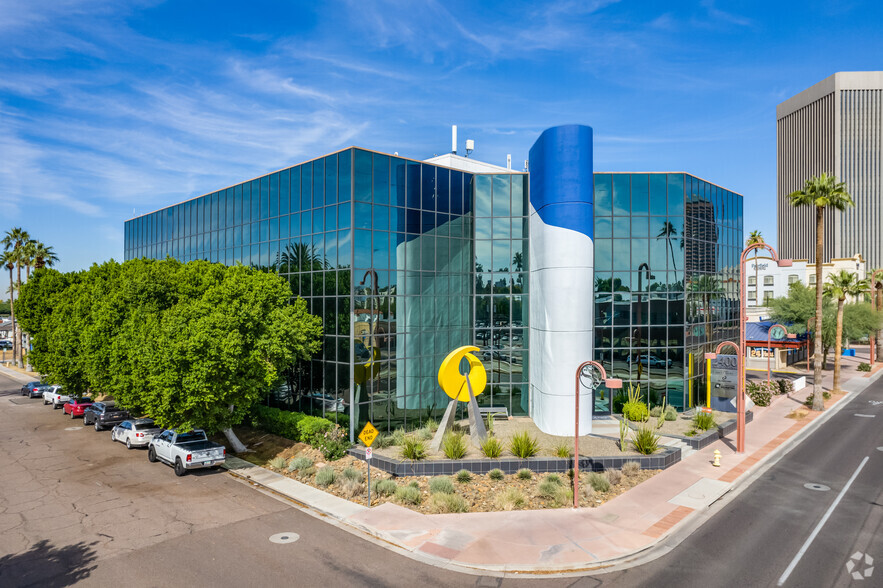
left=20, top=381, right=50, bottom=398
left=83, top=402, right=130, bottom=431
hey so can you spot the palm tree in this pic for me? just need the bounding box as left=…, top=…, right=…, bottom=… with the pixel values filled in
left=690, top=275, right=722, bottom=348
left=872, top=269, right=883, bottom=362
left=746, top=230, right=764, bottom=307
left=823, top=270, right=868, bottom=392
left=1, top=228, right=30, bottom=367
left=656, top=221, right=678, bottom=270
left=32, top=242, right=59, bottom=270
left=788, top=174, right=854, bottom=411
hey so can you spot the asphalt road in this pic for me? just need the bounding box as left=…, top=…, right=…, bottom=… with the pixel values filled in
left=2, top=367, right=879, bottom=588
left=601, top=374, right=883, bottom=587
left=0, top=372, right=574, bottom=588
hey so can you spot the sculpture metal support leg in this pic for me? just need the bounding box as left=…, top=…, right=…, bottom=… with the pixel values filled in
left=466, top=376, right=487, bottom=445
left=429, top=398, right=458, bottom=453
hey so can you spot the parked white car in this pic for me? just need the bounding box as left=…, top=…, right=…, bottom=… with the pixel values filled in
left=111, top=419, right=163, bottom=449
left=43, top=385, right=69, bottom=409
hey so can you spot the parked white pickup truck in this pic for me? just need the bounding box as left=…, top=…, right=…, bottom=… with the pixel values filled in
left=42, top=385, right=70, bottom=409
left=147, top=429, right=226, bottom=476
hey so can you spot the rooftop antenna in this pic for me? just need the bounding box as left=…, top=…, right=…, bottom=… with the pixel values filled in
left=507, top=154, right=512, bottom=170
left=465, top=139, right=474, bottom=157
left=523, top=159, right=529, bottom=172
left=451, top=125, right=457, bottom=155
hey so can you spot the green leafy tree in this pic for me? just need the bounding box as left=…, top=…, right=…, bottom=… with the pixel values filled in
left=787, top=174, right=855, bottom=410
left=823, top=270, right=869, bottom=392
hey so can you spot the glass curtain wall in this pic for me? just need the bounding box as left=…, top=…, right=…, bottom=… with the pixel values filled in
left=591, top=173, right=741, bottom=411
left=473, top=174, right=530, bottom=417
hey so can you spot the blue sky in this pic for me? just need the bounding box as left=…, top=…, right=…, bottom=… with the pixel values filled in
left=2, top=0, right=882, bottom=272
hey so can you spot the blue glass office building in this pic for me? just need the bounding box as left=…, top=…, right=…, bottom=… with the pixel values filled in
left=124, top=125, right=742, bottom=438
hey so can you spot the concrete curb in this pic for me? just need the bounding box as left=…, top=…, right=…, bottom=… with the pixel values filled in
left=220, top=368, right=883, bottom=577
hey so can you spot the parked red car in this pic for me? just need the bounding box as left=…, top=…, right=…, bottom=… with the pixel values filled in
left=63, top=397, right=93, bottom=419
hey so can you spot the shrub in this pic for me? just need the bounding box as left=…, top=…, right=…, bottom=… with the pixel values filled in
left=517, top=468, right=533, bottom=480
left=455, top=469, right=472, bottom=483
left=288, top=456, right=313, bottom=472
left=315, top=466, right=336, bottom=487
left=649, top=406, right=663, bottom=418
left=693, top=411, right=716, bottom=431
left=250, top=405, right=306, bottom=441
left=300, top=466, right=317, bottom=478
left=373, top=479, right=398, bottom=497
left=480, top=436, right=503, bottom=458
left=664, top=405, right=678, bottom=421
left=296, top=416, right=335, bottom=446
left=429, top=477, right=455, bottom=494
left=605, top=469, right=623, bottom=486
left=509, top=431, right=540, bottom=458
left=408, top=480, right=420, bottom=489
left=341, top=467, right=363, bottom=483
left=390, top=427, right=408, bottom=446
left=268, top=456, right=287, bottom=470
left=544, top=473, right=562, bottom=486
left=316, top=425, right=351, bottom=460
left=373, top=434, right=393, bottom=449
left=804, top=391, right=832, bottom=407
left=623, top=401, right=649, bottom=422
left=857, top=362, right=871, bottom=372
left=551, top=486, right=573, bottom=507
left=632, top=426, right=659, bottom=455
left=587, top=472, right=611, bottom=492
left=622, top=461, right=641, bottom=477
left=538, top=478, right=562, bottom=499
left=775, top=378, right=795, bottom=394
left=553, top=442, right=572, bottom=458
left=488, top=468, right=504, bottom=481
left=427, top=493, right=469, bottom=513
left=340, top=478, right=362, bottom=498
left=400, top=436, right=428, bottom=460
left=494, top=487, right=525, bottom=510
left=746, top=381, right=772, bottom=407
left=622, top=384, right=649, bottom=422
left=442, top=431, right=468, bottom=460
left=619, top=419, right=630, bottom=452
left=612, top=390, right=627, bottom=414
left=424, top=417, right=439, bottom=433
left=395, top=484, right=422, bottom=505
left=416, top=427, right=434, bottom=441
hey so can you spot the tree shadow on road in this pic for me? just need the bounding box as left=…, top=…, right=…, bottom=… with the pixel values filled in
left=0, top=539, right=98, bottom=588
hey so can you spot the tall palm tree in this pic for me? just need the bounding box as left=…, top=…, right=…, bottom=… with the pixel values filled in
left=746, top=230, right=764, bottom=307
left=656, top=221, right=678, bottom=270
left=788, top=174, right=854, bottom=410
left=823, top=270, right=868, bottom=392
left=1, top=228, right=30, bottom=368
left=32, top=241, right=58, bottom=270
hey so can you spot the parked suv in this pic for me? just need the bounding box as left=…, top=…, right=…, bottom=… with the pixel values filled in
left=83, top=402, right=130, bottom=431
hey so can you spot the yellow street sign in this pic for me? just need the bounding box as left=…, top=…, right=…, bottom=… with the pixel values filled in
left=358, top=421, right=379, bottom=447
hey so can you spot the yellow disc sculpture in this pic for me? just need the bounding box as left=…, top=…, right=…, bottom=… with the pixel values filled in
left=438, top=346, right=487, bottom=402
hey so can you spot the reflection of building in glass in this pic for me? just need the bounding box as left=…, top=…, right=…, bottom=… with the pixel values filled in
left=684, top=198, right=717, bottom=274
left=592, top=173, right=742, bottom=412
left=125, top=126, right=743, bottom=437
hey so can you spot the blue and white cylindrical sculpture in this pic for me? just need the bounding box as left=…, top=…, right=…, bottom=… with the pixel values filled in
left=528, top=125, right=594, bottom=436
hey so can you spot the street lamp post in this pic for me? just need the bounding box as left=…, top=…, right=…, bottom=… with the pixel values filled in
left=574, top=361, right=622, bottom=508
left=705, top=340, right=745, bottom=452
left=766, top=324, right=797, bottom=384
left=740, top=243, right=791, bottom=435
left=870, top=269, right=883, bottom=366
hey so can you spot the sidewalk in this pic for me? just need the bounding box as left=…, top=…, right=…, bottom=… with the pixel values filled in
left=223, top=351, right=883, bottom=575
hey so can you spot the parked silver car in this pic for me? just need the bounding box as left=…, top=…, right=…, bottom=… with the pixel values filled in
left=111, top=418, right=163, bottom=449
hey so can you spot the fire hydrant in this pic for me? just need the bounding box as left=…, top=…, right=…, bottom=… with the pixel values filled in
left=712, top=449, right=721, bottom=467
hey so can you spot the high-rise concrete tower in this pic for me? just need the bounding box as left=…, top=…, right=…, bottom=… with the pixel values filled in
left=777, top=71, right=883, bottom=268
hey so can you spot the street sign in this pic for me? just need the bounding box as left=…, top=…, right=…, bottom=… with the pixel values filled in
left=365, top=447, right=373, bottom=460
left=770, top=325, right=786, bottom=340
left=358, top=421, right=379, bottom=447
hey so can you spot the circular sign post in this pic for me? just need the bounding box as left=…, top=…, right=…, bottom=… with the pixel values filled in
left=767, top=323, right=790, bottom=384
left=573, top=360, right=621, bottom=508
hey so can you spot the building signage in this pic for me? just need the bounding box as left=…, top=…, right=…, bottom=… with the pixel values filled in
left=751, top=262, right=769, bottom=270
left=749, top=347, right=775, bottom=359
left=710, top=354, right=737, bottom=399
